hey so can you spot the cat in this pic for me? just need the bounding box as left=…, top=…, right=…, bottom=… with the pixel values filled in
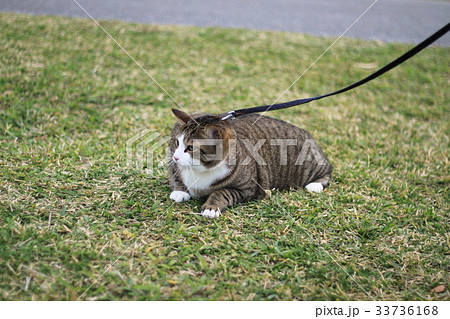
left=168, top=108, right=332, bottom=219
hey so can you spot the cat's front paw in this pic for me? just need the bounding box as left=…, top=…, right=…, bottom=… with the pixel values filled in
left=170, top=190, right=191, bottom=202
left=201, top=208, right=221, bottom=219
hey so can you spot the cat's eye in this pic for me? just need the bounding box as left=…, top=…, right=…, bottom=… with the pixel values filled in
left=185, top=145, right=195, bottom=152
left=174, top=139, right=179, bottom=147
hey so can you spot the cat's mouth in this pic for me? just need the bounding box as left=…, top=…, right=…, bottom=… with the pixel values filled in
left=173, top=158, right=190, bottom=167
left=173, top=157, right=201, bottom=170
left=174, top=157, right=226, bottom=173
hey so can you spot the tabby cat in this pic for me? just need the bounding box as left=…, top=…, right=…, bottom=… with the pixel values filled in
left=168, top=109, right=332, bottom=218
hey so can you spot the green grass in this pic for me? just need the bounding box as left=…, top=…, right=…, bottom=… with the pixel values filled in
left=0, top=13, right=448, bottom=301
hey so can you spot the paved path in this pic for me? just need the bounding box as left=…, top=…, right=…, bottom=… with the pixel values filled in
left=1, top=0, right=449, bottom=46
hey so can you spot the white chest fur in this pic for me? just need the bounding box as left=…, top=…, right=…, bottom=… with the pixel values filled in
left=181, top=162, right=230, bottom=197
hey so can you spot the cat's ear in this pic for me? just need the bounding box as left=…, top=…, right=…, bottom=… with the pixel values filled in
left=172, top=109, right=191, bottom=124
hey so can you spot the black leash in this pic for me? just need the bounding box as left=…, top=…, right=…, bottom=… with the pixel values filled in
left=221, top=22, right=450, bottom=120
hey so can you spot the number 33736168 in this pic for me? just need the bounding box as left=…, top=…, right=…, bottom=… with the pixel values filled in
left=376, top=306, right=438, bottom=316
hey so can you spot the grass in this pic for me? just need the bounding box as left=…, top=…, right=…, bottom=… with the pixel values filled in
left=0, top=12, right=448, bottom=301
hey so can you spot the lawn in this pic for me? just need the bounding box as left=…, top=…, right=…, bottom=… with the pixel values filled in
left=0, top=13, right=448, bottom=301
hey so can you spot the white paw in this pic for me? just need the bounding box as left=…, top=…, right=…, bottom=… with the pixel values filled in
left=170, top=190, right=191, bottom=202
left=305, top=182, right=324, bottom=193
left=201, top=209, right=221, bottom=219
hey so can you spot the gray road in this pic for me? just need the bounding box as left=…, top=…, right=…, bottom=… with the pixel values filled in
left=1, top=0, right=449, bottom=46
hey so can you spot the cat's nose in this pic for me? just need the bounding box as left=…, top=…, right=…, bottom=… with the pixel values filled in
left=173, top=155, right=179, bottom=161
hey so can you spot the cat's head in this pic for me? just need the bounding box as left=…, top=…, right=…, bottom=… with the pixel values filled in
left=169, top=109, right=234, bottom=172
